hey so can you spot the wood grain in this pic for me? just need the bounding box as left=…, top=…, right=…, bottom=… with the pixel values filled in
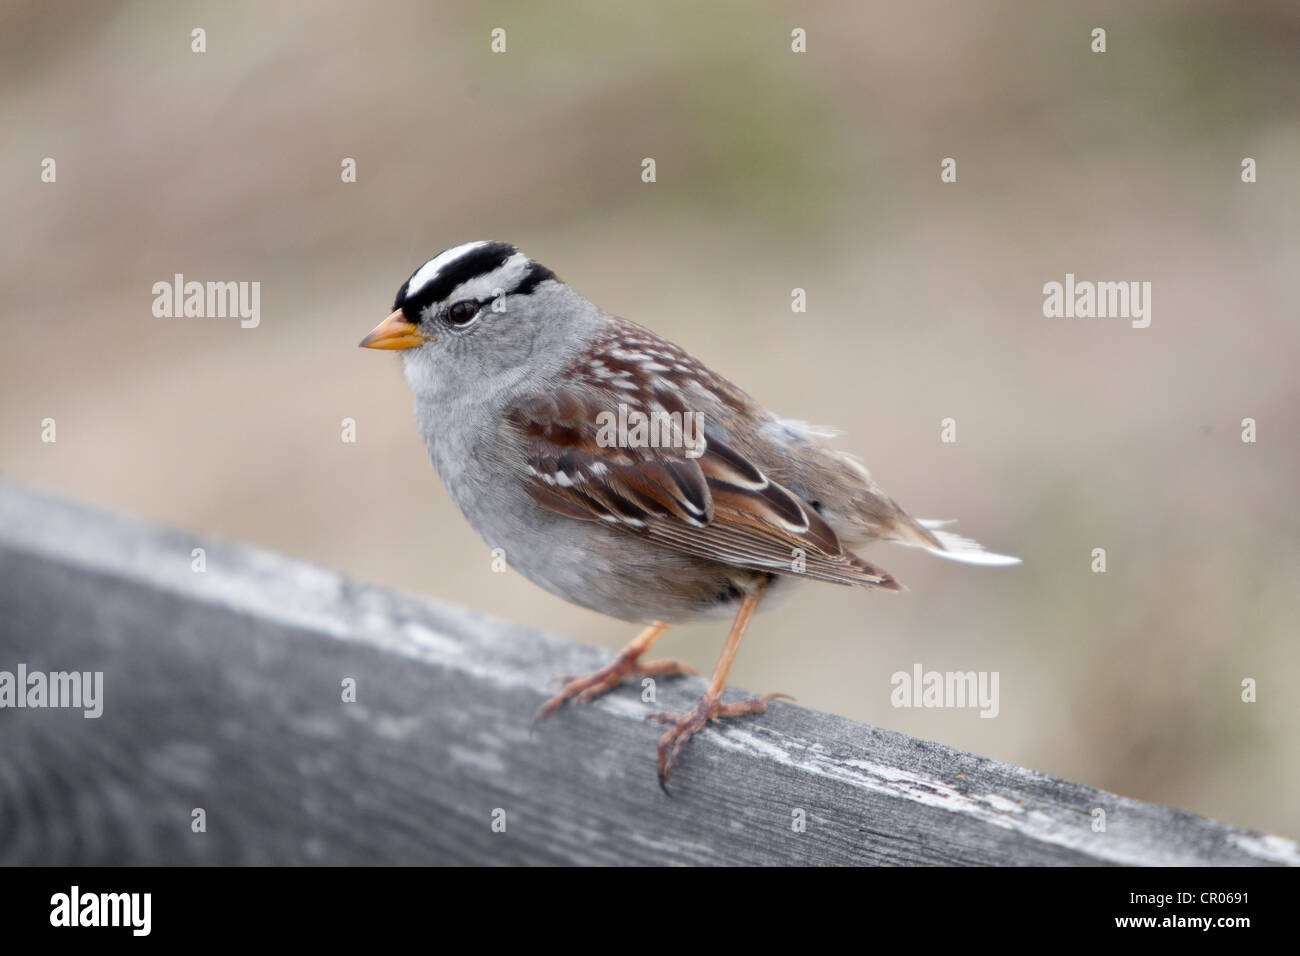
left=0, top=481, right=1294, bottom=866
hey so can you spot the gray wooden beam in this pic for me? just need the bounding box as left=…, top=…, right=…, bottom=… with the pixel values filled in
left=0, top=480, right=1294, bottom=866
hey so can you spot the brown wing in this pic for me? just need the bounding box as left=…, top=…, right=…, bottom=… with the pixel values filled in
left=506, top=388, right=899, bottom=590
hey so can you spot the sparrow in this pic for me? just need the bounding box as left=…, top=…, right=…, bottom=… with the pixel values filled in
left=361, top=240, right=1019, bottom=789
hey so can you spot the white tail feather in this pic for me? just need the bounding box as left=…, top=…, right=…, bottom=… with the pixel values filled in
left=918, top=521, right=1021, bottom=567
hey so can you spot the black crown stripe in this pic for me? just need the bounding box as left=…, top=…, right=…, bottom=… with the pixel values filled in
left=396, top=242, right=516, bottom=317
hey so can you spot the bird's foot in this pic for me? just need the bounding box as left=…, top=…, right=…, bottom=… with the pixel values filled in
left=651, top=691, right=793, bottom=792
left=531, top=649, right=696, bottom=730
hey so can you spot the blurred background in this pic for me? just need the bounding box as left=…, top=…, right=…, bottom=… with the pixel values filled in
left=1, top=0, right=1297, bottom=838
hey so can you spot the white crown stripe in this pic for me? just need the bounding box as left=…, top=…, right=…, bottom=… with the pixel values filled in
left=404, top=240, right=491, bottom=299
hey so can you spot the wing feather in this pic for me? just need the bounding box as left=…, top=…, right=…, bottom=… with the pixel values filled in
left=508, top=385, right=899, bottom=591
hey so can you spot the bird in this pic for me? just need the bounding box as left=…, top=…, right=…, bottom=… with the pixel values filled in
left=360, top=240, right=1020, bottom=790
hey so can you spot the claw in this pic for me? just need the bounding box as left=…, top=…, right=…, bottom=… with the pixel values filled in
left=531, top=651, right=693, bottom=731
left=654, top=691, right=792, bottom=791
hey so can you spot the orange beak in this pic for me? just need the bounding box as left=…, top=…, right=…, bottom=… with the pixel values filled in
left=359, top=309, right=429, bottom=350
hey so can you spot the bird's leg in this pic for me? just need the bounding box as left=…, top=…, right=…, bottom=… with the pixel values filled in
left=531, top=621, right=694, bottom=729
left=651, top=580, right=792, bottom=791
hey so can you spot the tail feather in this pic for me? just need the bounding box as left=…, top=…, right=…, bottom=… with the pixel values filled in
left=917, top=519, right=1021, bottom=567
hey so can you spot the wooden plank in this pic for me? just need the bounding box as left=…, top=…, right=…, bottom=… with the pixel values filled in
left=0, top=481, right=1294, bottom=866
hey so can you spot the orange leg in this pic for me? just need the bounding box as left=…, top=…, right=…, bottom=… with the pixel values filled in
left=651, top=581, right=792, bottom=791
left=531, top=621, right=695, bottom=729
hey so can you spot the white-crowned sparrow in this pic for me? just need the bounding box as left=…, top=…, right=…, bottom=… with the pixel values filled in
left=361, top=240, right=1019, bottom=789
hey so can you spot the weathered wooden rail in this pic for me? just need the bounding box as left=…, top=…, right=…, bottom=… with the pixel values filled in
left=0, top=480, right=1294, bottom=866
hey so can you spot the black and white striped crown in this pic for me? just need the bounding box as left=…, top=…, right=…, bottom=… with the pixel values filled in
left=395, top=241, right=558, bottom=319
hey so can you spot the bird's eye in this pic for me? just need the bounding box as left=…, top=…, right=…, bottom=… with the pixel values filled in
left=446, top=300, right=479, bottom=324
